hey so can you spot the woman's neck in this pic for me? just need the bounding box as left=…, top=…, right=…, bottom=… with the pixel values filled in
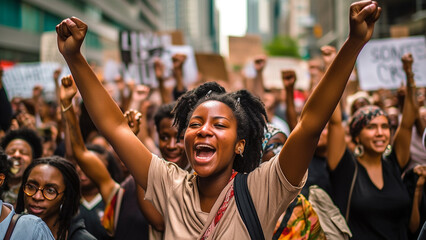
left=357, top=152, right=382, bottom=167
left=81, top=186, right=99, bottom=202
left=197, top=169, right=233, bottom=213
left=45, top=215, right=61, bottom=239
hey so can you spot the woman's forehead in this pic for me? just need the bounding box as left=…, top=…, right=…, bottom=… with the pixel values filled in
left=28, top=164, right=64, bottom=186
left=193, top=100, right=235, bottom=118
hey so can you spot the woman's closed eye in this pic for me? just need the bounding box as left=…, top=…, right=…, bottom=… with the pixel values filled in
left=189, top=122, right=201, bottom=128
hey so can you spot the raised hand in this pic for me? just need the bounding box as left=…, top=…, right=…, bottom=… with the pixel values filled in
left=32, top=85, right=43, bottom=100
left=414, top=165, right=426, bottom=188
left=132, top=84, right=150, bottom=103
left=281, top=70, right=297, bottom=90
left=349, top=1, right=381, bottom=44
left=16, top=112, right=36, bottom=129
left=60, top=75, right=77, bottom=103
left=53, top=68, right=62, bottom=81
left=124, top=109, right=142, bottom=135
left=254, top=55, right=266, bottom=73
left=401, top=53, right=414, bottom=74
left=56, top=17, right=88, bottom=57
left=172, top=53, right=187, bottom=71
left=153, top=58, right=165, bottom=81
left=321, top=45, right=337, bottom=69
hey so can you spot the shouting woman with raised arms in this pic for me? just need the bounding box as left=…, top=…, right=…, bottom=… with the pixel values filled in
left=55, top=1, right=381, bottom=239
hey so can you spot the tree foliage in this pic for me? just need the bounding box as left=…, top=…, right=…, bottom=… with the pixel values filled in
left=265, top=35, right=301, bottom=58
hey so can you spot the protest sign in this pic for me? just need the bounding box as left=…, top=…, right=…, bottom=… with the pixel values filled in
left=195, top=53, right=229, bottom=82
left=3, top=62, right=70, bottom=101
left=119, top=31, right=197, bottom=87
left=40, top=32, right=66, bottom=64
left=390, top=25, right=409, bottom=38
left=228, top=35, right=264, bottom=67
left=157, top=30, right=185, bottom=45
left=357, top=36, right=426, bottom=90
left=243, top=57, right=310, bottom=90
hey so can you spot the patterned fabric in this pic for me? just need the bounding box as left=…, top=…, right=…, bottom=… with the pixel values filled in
left=201, top=170, right=238, bottom=240
left=262, top=123, right=287, bottom=151
left=101, top=186, right=125, bottom=236
left=273, top=194, right=325, bottom=240
left=349, top=105, right=388, bottom=140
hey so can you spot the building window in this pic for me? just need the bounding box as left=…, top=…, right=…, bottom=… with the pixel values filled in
left=0, top=0, right=21, bottom=28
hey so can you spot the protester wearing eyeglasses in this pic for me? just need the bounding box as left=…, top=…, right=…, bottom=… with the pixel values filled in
left=15, top=156, right=95, bottom=240
left=0, top=150, right=54, bottom=240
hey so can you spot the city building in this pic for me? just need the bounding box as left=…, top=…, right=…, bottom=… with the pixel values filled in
left=0, top=0, right=160, bottom=64
left=159, top=0, right=219, bottom=52
left=309, top=0, right=425, bottom=56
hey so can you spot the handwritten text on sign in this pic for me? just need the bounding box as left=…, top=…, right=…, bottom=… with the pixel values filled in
left=357, top=36, right=426, bottom=90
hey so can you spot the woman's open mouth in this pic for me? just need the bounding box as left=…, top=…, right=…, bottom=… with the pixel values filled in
left=194, top=144, right=216, bottom=163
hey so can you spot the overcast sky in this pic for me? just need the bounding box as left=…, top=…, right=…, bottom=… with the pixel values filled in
left=216, top=0, right=247, bottom=55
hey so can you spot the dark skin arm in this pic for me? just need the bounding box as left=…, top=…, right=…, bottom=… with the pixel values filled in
left=278, top=1, right=381, bottom=185
left=393, top=53, right=418, bottom=169
left=124, top=109, right=164, bottom=232
left=282, top=70, right=298, bottom=131
left=409, top=165, right=426, bottom=233
left=57, top=17, right=152, bottom=189
left=172, top=53, right=187, bottom=95
left=136, top=184, right=165, bottom=232
left=154, top=58, right=172, bottom=104
left=252, top=55, right=267, bottom=98
left=60, top=75, right=118, bottom=201
left=62, top=77, right=164, bottom=231
left=321, top=45, right=347, bottom=171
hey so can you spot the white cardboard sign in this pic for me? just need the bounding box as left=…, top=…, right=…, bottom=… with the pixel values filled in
left=357, top=36, right=426, bottom=90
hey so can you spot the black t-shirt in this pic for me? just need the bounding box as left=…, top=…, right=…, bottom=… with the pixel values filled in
left=330, top=149, right=411, bottom=240
left=114, top=175, right=150, bottom=240
left=301, top=155, right=331, bottom=197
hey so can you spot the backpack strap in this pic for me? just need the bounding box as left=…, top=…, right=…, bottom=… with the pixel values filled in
left=4, top=213, right=22, bottom=240
left=272, top=195, right=299, bottom=240
left=345, top=155, right=358, bottom=221
left=234, top=173, right=265, bottom=240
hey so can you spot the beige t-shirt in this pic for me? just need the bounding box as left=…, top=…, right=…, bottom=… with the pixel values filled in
left=145, top=154, right=307, bottom=240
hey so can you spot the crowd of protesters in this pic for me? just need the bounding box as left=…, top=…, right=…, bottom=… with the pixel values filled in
left=0, top=1, right=425, bottom=239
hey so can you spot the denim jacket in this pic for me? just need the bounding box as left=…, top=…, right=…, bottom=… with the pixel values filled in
left=0, top=200, right=54, bottom=239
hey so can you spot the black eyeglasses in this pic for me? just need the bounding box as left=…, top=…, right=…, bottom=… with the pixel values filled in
left=23, top=183, right=64, bottom=201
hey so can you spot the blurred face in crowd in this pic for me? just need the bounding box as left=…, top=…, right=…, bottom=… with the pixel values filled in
left=355, top=115, right=390, bottom=156
left=76, top=164, right=96, bottom=192
left=24, top=164, right=64, bottom=224
left=351, top=98, right=370, bottom=115
left=262, top=91, right=277, bottom=111
left=308, top=59, right=324, bottom=84
left=420, top=106, right=426, bottom=123
left=158, top=117, right=188, bottom=169
left=417, top=88, right=425, bottom=106
left=385, top=107, right=399, bottom=131
left=5, top=139, right=33, bottom=178
left=42, top=141, right=56, bottom=157
left=261, top=132, right=286, bottom=163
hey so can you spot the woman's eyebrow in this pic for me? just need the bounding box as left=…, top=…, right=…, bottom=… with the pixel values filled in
left=26, top=179, right=39, bottom=185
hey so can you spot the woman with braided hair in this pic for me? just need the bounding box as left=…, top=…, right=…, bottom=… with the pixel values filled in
left=55, top=1, right=381, bottom=238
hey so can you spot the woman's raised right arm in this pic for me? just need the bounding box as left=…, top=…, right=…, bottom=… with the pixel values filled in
left=56, top=17, right=151, bottom=189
